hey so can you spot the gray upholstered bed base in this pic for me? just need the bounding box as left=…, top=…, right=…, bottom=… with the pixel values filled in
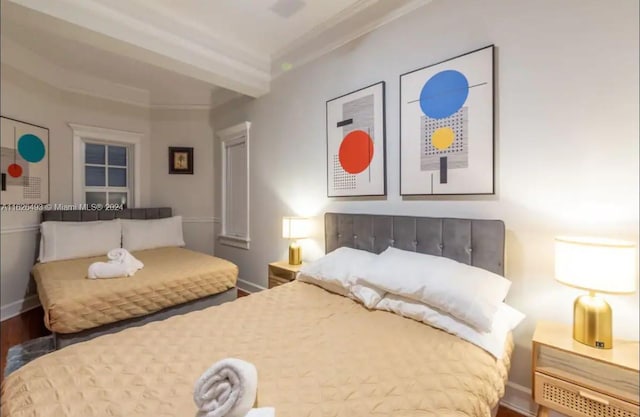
left=54, top=288, right=237, bottom=349
left=324, top=213, right=505, bottom=276
left=38, top=207, right=238, bottom=349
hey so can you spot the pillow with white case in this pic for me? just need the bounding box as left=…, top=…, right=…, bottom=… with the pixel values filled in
left=359, top=247, right=511, bottom=332
left=120, top=216, right=185, bottom=252
left=39, top=219, right=122, bottom=263
left=377, top=294, right=525, bottom=359
left=297, top=247, right=384, bottom=307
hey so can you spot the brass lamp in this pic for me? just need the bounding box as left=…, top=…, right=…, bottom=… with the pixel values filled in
left=282, top=217, right=310, bottom=265
left=554, top=237, right=636, bottom=349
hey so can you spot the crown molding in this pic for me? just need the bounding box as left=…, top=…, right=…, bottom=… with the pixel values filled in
left=272, top=0, right=432, bottom=78
left=150, top=104, right=213, bottom=111
left=6, top=0, right=271, bottom=98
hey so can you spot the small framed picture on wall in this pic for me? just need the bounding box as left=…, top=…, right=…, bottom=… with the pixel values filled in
left=168, top=147, right=194, bottom=174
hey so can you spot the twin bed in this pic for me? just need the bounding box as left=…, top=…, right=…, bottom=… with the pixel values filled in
left=2, top=212, right=513, bottom=417
left=34, top=208, right=238, bottom=347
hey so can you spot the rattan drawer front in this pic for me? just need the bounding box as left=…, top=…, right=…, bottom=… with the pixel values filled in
left=535, top=373, right=640, bottom=417
left=537, top=345, right=639, bottom=400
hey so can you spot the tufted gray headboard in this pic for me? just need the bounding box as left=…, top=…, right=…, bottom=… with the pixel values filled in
left=325, top=213, right=506, bottom=276
left=41, top=207, right=172, bottom=222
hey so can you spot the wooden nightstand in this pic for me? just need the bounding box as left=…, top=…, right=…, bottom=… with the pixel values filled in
left=268, top=261, right=303, bottom=289
left=532, top=321, right=639, bottom=417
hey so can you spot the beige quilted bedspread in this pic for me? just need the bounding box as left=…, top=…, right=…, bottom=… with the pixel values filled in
left=32, top=247, right=238, bottom=333
left=2, top=281, right=513, bottom=417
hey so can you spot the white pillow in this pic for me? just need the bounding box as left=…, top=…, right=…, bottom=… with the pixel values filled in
left=377, top=294, right=525, bottom=359
left=358, top=247, right=511, bottom=332
left=39, top=220, right=122, bottom=263
left=121, top=216, right=185, bottom=251
left=298, top=247, right=385, bottom=306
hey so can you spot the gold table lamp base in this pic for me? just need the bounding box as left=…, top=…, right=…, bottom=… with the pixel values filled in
left=288, top=243, right=301, bottom=265
left=573, top=292, right=612, bottom=349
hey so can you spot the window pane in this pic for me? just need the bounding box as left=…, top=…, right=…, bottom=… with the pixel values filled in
left=85, top=143, right=105, bottom=164
left=108, top=192, right=127, bottom=206
left=108, top=167, right=127, bottom=187
left=86, top=192, right=106, bottom=205
left=85, top=166, right=105, bottom=186
left=108, top=146, right=127, bottom=166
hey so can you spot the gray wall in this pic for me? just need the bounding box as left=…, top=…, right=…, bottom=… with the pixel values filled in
left=0, top=66, right=217, bottom=318
left=149, top=108, right=216, bottom=254
left=212, top=0, right=640, bottom=393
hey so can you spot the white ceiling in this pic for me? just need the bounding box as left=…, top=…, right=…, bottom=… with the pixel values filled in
left=1, top=0, right=430, bottom=108
left=132, top=0, right=368, bottom=55
left=1, top=17, right=229, bottom=108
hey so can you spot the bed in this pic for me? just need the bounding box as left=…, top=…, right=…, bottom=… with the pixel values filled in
left=3, top=213, right=511, bottom=417
left=34, top=208, right=238, bottom=348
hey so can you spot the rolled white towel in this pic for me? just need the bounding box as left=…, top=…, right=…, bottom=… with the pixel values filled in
left=107, top=248, right=144, bottom=270
left=88, top=261, right=135, bottom=279
left=246, top=408, right=275, bottom=417
left=193, top=358, right=258, bottom=417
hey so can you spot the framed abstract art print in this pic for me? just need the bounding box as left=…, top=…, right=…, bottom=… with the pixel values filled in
left=400, top=45, right=494, bottom=195
left=326, top=81, right=386, bottom=197
left=1, top=116, right=50, bottom=204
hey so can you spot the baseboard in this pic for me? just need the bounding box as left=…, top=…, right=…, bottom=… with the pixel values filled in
left=500, top=381, right=537, bottom=417
left=236, top=278, right=267, bottom=294
left=1, top=294, right=41, bottom=322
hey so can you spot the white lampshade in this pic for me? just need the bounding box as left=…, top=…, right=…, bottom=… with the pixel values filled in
left=554, top=236, right=637, bottom=294
left=282, top=217, right=310, bottom=239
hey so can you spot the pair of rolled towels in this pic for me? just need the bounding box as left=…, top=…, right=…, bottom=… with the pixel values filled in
left=87, top=248, right=144, bottom=279
left=194, top=358, right=274, bottom=417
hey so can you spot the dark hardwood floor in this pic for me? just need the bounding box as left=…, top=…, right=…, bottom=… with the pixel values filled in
left=0, top=289, right=526, bottom=417
left=0, top=306, right=50, bottom=384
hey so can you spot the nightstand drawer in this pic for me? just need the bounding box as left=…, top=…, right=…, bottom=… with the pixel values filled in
left=537, top=345, right=639, bottom=401
left=268, top=275, right=291, bottom=288
left=535, top=372, right=640, bottom=417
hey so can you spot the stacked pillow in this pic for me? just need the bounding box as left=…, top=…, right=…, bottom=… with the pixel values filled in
left=298, top=246, right=524, bottom=359
left=298, top=247, right=385, bottom=308
left=38, top=216, right=185, bottom=263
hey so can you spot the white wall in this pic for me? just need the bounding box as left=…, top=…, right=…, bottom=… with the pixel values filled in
left=149, top=108, right=216, bottom=254
left=0, top=64, right=152, bottom=319
left=212, top=0, right=639, bottom=397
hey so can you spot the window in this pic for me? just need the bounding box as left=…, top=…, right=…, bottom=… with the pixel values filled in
left=84, top=143, right=130, bottom=206
left=70, top=124, right=142, bottom=207
left=218, top=122, right=250, bottom=249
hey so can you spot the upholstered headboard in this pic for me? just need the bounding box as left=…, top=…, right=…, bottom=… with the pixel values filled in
left=324, top=213, right=506, bottom=276
left=34, top=208, right=173, bottom=263
left=41, top=207, right=172, bottom=222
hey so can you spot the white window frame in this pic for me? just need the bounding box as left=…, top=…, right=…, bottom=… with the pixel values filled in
left=70, top=123, right=142, bottom=207
left=218, top=121, right=250, bottom=250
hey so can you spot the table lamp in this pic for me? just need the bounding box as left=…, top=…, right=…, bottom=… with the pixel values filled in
left=282, top=217, right=310, bottom=265
left=554, top=236, right=636, bottom=349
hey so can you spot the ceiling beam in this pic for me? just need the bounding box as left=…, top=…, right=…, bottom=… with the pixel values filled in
left=5, top=0, right=271, bottom=98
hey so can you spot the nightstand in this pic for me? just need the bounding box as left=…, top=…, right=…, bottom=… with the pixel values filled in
left=268, top=261, right=303, bottom=289
left=532, top=321, right=639, bottom=417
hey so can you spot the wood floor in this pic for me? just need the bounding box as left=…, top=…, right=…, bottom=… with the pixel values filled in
left=0, top=290, right=525, bottom=417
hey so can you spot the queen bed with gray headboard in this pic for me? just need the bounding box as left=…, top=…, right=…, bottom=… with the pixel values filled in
left=33, top=207, right=238, bottom=348
left=4, top=212, right=512, bottom=417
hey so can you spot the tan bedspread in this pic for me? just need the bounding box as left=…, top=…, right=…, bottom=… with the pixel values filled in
left=2, top=281, right=513, bottom=417
left=32, top=247, right=238, bottom=334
